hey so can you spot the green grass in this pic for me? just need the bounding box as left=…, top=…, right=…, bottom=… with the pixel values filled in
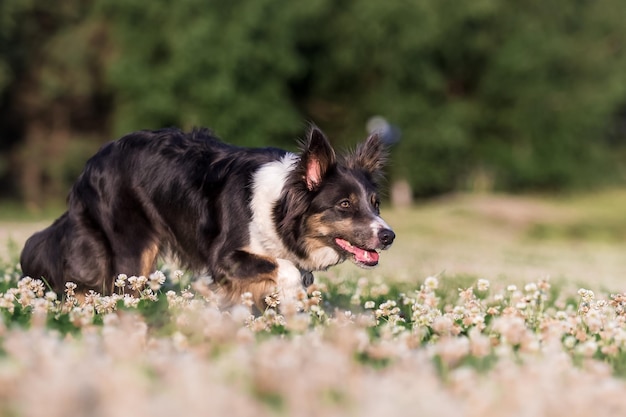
left=0, top=199, right=64, bottom=222
left=526, top=190, right=626, bottom=241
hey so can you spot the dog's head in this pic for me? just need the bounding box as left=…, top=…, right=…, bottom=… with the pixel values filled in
left=277, top=126, right=395, bottom=270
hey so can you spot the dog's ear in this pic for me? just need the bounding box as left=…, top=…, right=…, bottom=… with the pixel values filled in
left=347, top=132, right=388, bottom=180
left=300, top=126, right=336, bottom=191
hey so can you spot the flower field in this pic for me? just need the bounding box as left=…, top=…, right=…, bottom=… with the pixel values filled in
left=2, top=264, right=626, bottom=416
left=3, top=193, right=626, bottom=416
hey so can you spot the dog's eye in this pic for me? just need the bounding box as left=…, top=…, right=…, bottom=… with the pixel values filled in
left=371, top=195, right=380, bottom=211
left=339, top=199, right=351, bottom=209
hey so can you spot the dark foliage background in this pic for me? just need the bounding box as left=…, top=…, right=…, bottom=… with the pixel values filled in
left=2, top=0, right=626, bottom=208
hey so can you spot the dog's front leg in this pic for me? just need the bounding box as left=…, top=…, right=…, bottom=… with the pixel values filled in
left=274, top=258, right=308, bottom=303
left=217, top=251, right=307, bottom=310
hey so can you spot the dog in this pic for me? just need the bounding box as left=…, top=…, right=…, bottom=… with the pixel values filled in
left=20, top=126, right=395, bottom=307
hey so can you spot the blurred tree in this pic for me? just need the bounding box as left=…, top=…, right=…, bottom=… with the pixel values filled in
left=98, top=0, right=328, bottom=147
left=1, top=0, right=626, bottom=205
left=0, top=0, right=112, bottom=208
left=301, top=0, right=626, bottom=194
left=474, top=0, right=626, bottom=191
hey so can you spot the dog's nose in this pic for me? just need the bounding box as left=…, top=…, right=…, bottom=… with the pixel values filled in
left=378, top=228, right=395, bottom=247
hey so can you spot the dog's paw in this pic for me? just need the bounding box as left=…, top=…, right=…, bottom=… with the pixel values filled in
left=275, top=259, right=307, bottom=305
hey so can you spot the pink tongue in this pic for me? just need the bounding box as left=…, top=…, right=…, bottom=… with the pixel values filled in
left=353, top=246, right=379, bottom=263
left=335, top=238, right=379, bottom=263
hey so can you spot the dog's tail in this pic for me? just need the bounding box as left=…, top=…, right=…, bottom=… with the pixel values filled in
left=20, top=213, right=69, bottom=293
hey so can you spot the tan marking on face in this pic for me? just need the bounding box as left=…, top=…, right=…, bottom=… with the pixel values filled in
left=298, top=215, right=352, bottom=270
left=304, top=213, right=333, bottom=237
left=304, top=214, right=354, bottom=241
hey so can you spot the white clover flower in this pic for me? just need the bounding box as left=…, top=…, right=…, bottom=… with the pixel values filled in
left=538, top=279, right=551, bottom=291
left=128, top=275, right=148, bottom=292
left=468, top=327, right=491, bottom=358
left=477, top=279, right=490, bottom=292
left=102, top=313, right=119, bottom=327
left=356, top=277, right=369, bottom=288
left=69, top=306, right=93, bottom=327
left=472, top=314, right=485, bottom=326
left=350, top=293, right=361, bottom=305
left=578, top=288, right=595, bottom=302
left=151, top=271, right=166, bottom=284
left=424, top=276, right=439, bottom=291
left=432, top=316, right=454, bottom=335
left=507, top=285, right=517, bottom=292
left=576, top=340, right=598, bottom=357
left=248, top=316, right=269, bottom=332
left=172, top=270, right=184, bottom=284
left=493, top=315, right=527, bottom=345
left=435, top=336, right=470, bottom=367
left=487, top=306, right=500, bottom=316
left=264, top=292, right=280, bottom=309
left=524, top=283, right=538, bottom=293
left=371, top=283, right=390, bottom=297
left=458, top=287, right=474, bottom=302
left=584, top=309, right=604, bottom=334
left=401, top=293, right=415, bottom=306
left=555, top=311, right=568, bottom=320
left=563, top=335, right=577, bottom=349
left=142, top=288, right=158, bottom=301
left=413, top=313, right=431, bottom=328
left=148, top=271, right=166, bottom=291
left=115, top=274, right=127, bottom=289
left=123, top=294, right=140, bottom=308
left=364, top=300, right=376, bottom=309
left=307, top=290, right=323, bottom=311
left=452, top=305, right=465, bottom=320
left=65, top=282, right=77, bottom=297
left=113, top=281, right=125, bottom=292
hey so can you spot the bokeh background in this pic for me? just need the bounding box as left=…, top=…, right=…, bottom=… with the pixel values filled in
left=1, top=0, right=626, bottom=211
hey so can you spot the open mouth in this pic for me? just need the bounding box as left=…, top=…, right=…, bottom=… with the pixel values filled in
left=334, top=238, right=379, bottom=268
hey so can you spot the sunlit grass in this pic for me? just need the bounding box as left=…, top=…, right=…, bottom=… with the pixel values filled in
left=0, top=199, right=64, bottom=222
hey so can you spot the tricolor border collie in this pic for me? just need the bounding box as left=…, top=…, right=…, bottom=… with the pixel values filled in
left=20, top=126, right=395, bottom=307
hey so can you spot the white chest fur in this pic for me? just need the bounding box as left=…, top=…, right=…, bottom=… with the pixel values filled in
left=248, top=154, right=297, bottom=259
